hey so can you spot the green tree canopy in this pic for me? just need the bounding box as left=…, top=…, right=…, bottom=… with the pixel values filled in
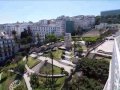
left=45, top=34, right=57, bottom=43
left=76, top=58, right=109, bottom=84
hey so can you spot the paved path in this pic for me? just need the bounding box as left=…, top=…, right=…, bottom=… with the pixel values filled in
left=23, top=74, right=32, bottom=90
left=0, top=73, right=3, bottom=89
left=22, top=57, right=33, bottom=90
left=25, top=65, right=34, bottom=74
left=38, top=73, right=65, bottom=78
left=37, top=56, right=74, bottom=74
left=32, top=61, right=45, bottom=74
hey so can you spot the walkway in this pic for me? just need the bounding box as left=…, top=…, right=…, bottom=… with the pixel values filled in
left=37, top=56, right=74, bottom=74
left=32, top=61, right=45, bottom=74
left=23, top=74, right=32, bottom=90
left=38, top=73, right=65, bottom=78
left=0, top=72, right=3, bottom=89
left=22, top=57, right=33, bottom=90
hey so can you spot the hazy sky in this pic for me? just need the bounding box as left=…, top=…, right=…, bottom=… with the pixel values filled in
left=0, top=0, right=120, bottom=24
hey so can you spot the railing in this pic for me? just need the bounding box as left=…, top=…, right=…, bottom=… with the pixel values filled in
left=103, top=35, right=120, bottom=90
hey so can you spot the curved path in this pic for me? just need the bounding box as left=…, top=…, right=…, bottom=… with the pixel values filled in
left=38, top=73, right=65, bottom=78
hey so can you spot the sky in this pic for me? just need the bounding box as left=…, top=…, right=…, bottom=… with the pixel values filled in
left=0, top=0, right=120, bottom=24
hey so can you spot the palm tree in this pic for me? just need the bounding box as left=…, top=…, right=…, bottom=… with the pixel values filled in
left=49, top=51, right=54, bottom=89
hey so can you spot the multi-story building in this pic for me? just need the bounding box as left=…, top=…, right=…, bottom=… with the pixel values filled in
left=55, top=19, right=65, bottom=34
left=0, top=32, right=19, bottom=63
left=95, top=23, right=120, bottom=31
left=103, top=35, right=120, bottom=90
left=0, top=22, right=32, bottom=36
left=101, top=9, right=120, bottom=16
left=71, top=15, right=95, bottom=30
left=57, top=15, right=95, bottom=31
left=95, top=23, right=108, bottom=29
left=65, top=21, right=74, bottom=33
left=30, top=22, right=62, bottom=41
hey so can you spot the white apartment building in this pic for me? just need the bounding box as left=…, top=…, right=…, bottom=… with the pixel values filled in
left=103, top=35, right=120, bottom=90
left=0, top=22, right=32, bottom=36
left=30, top=22, right=63, bottom=41
left=72, top=15, right=95, bottom=30
left=95, top=23, right=108, bottom=29
left=55, top=20, right=65, bottom=34
left=57, top=15, right=95, bottom=30
left=0, top=32, right=19, bottom=62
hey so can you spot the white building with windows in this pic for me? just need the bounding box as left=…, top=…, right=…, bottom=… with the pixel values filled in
left=0, top=32, right=19, bottom=62
left=30, top=22, right=63, bottom=41
left=104, top=35, right=120, bottom=90
left=0, top=22, right=32, bottom=36
left=71, top=15, right=95, bottom=30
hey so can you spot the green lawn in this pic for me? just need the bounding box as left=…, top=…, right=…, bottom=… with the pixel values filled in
left=82, top=37, right=100, bottom=42
left=39, top=63, right=61, bottom=74
left=52, top=49, right=63, bottom=60
left=43, top=49, right=63, bottom=60
left=27, top=57, right=39, bottom=68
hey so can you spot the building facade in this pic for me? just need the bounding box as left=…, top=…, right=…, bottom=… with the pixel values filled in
left=30, top=22, right=62, bottom=41
left=0, top=33, right=19, bottom=62
left=101, top=9, right=120, bottom=16
left=104, top=35, right=120, bottom=90
left=65, top=21, right=74, bottom=33
left=0, top=22, right=32, bottom=36
left=71, top=15, right=95, bottom=30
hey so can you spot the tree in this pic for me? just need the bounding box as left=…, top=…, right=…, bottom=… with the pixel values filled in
left=36, top=33, right=41, bottom=46
left=76, top=26, right=83, bottom=36
left=77, top=46, right=83, bottom=57
left=15, top=62, right=25, bottom=75
left=49, top=51, right=54, bottom=90
left=95, top=16, right=101, bottom=25
left=12, top=30, right=16, bottom=35
left=60, top=67, right=64, bottom=74
left=12, top=30, right=18, bottom=43
left=30, top=73, right=39, bottom=89
left=14, top=85, right=23, bottom=90
left=45, top=34, right=57, bottom=43
left=20, top=28, right=33, bottom=45
left=76, top=58, right=109, bottom=84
